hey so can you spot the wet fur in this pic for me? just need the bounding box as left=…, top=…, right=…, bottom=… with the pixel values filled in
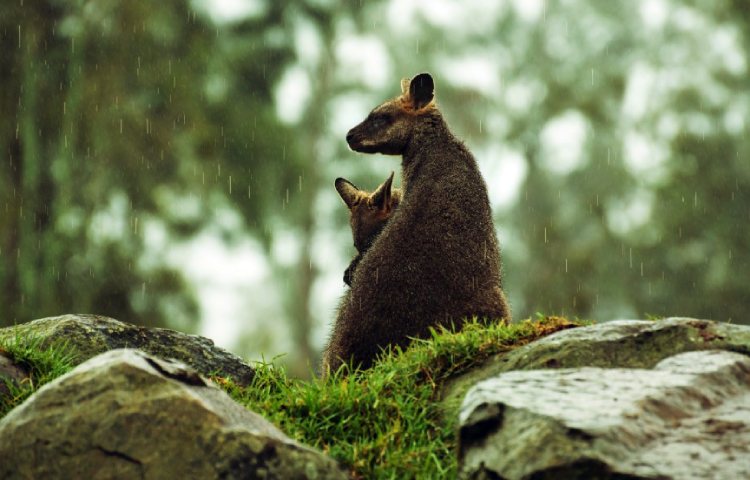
left=324, top=73, right=511, bottom=373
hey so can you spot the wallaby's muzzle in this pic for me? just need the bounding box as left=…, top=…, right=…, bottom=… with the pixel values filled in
left=345, top=125, right=376, bottom=153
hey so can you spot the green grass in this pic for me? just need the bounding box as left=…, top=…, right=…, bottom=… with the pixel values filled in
left=216, top=316, right=579, bottom=479
left=0, top=335, right=77, bottom=417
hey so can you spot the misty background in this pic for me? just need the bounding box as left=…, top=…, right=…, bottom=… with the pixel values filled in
left=2, top=0, right=748, bottom=377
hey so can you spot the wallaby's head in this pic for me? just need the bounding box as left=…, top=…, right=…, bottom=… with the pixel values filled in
left=346, top=73, right=436, bottom=155
left=335, top=172, right=401, bottom=253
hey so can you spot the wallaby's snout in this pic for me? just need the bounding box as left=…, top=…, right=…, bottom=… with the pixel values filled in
left=345, top=122, right=379, bottom=154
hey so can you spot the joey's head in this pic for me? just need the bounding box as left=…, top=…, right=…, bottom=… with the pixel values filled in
left=346, top=73, right=436, bottom=155
left=335, top=172, right=401, bottom=253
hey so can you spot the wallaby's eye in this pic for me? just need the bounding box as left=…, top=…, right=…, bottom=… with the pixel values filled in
left=369, top=113, right=390, bottom=130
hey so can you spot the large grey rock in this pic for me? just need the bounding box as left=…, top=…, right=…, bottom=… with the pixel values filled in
left=0, top=349, right=346, bottom=480
left=0, top=314, right=254, bottom=386
left=443, top=317, right=750, bottom=409
left=458, top=350, right=750, bottom=479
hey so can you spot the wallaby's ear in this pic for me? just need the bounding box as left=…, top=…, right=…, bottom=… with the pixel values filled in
left=409, top=73, right=434, bottom=110
left=335, top=177, right=361, bottom=210
left=370, top=171, right=395, bottom=212
left=400, top=77, right=411, bottom=95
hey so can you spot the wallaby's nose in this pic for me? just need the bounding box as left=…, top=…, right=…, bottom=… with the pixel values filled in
left=346, top=130, right=355, bottom=145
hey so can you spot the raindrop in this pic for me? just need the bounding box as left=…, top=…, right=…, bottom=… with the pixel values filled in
left=564, top=258, right=568, bottom=273
left=298, top=175, right=302, bottom=192
left=544, top=227, right=548, bottom=244
left=229, top=176, right=232, bottom=195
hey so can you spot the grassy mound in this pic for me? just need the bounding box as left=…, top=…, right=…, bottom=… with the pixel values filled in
left=218, top=316, right=579, bottom=479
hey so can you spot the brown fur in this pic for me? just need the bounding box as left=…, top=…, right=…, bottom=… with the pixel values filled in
left=323, top=73, right=511, bottom=374
left=335, top=173, right=401, bottom=286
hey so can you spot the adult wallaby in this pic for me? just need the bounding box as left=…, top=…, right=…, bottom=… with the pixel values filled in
left=335, top=172, right=401, bottom=286
left=323, top=73, right=511, bottom=373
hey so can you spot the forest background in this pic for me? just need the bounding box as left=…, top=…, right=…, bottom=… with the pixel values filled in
left=2, top=0, right=748, bottom=377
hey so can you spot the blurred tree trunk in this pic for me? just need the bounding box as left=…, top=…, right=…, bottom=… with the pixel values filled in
left=17, top=20, right=44, bottom=321
left=285, top=11, right=337, bottom=378
left=0, top=4, right=20, bottom=325
left=44, top=20, right=84, bottom=312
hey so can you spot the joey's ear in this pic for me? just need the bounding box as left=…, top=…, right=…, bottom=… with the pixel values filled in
left=400, top=78, right=411, bottom=95
left=370, top=171, right=395, bottom=211
left=409, top=73, right=434, bottom=110
left=335, top=177, right=361, bottom=210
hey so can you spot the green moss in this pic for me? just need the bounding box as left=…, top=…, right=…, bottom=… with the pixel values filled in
left=217, top=316, right=579, bottom=479
left=0, top=334, right=77, bottom=417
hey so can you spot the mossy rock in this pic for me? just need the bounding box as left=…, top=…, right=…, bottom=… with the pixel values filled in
left=442, top=317, right=750, bottom=412
left=0, top=349, right=345, bottom=480
left=0, top=314, right=254, bottom=386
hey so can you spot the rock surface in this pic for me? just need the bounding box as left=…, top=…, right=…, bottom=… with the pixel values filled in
left=443, top=317, right=750, bottom=408
left=0, top=349, right=346, bottom=480
left=0, top=314, right=255, bottom=386
left=458, top=350, right=750, bottom=479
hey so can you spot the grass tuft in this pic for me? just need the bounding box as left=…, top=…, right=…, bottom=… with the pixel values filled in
left=217, top=316, right=578, bottom=479
left=0, top=335, right=77, bottom=417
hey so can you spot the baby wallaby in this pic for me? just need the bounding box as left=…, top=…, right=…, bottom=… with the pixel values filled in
left=335, top=172, right=401, bottom=286
left=323, top=73, right=511, bottom=374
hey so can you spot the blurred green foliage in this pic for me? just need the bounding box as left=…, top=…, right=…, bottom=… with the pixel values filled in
left=1, top=0, right=748, bottom=370
left=0, top=0, right=297, bottom=329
